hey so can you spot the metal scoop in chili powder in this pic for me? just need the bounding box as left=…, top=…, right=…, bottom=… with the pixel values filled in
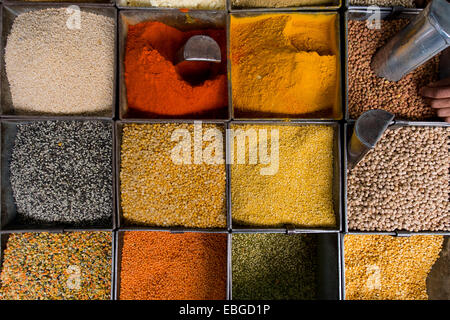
left=175, top=35, right=222, bottom=84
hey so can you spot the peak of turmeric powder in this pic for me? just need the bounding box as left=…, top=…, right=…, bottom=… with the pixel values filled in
left=230, top=14, right=341, bottom=118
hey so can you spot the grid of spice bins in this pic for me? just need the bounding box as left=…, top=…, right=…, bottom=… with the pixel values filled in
left=0, top=1, right=446, bottom=301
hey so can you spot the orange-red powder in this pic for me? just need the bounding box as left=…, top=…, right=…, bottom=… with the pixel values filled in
left=119, top=231, right=227, bottom=300
left=125, top=21, right=228, bottom=117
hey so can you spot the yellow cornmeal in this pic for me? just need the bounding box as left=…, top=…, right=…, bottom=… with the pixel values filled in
left=230, top=14, right=339, bottom=117
left=231, top=125, right=336, bottom=228
left=344, top=235, right=444, bottom=300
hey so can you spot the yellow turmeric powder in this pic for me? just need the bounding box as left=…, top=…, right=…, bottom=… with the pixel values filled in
left=230, top=14, right=340, bottom=118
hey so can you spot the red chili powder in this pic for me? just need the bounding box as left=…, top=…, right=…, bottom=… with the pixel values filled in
left=124, top=21, right=228, bottom=117
left=119, top=231, right=227, bottom=300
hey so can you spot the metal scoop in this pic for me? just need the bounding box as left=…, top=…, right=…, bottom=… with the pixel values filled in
left=371, top=0, right=450, bottom=82
left=348, top=109, right=394, bottom=169
left=175, top=35, right=221, bottom=64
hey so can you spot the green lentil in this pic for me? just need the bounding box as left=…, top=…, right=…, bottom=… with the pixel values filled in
left=0, top=232, right=112, bottom=300
left=232, top=233, right=318, bottom=300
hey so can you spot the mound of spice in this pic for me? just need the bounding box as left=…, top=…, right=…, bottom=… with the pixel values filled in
left=348, top=20, right=439, bottom=120
left=231, top=124, right=336, bottom=228
left=0, top=232, right=112, bottom=300
left=344, top=234, right=444, bottom=300
left=119, top=231, right=227, bottom=300
left=9, top=121, right=113, bottom=227
left=120, top=123, right=226, bottom=228
left=232, top=233, right=318, bottom=300
left=125, top=0, right=225, bottom=8
left=347, top=126, right=450, bottom=232
left=5, top=8, right=114, bottom=115
left=232, top=0, right=333, bottom=8
left=125, top=21, right=228, bottom=117
left=230, top=13, right=339, bottom=118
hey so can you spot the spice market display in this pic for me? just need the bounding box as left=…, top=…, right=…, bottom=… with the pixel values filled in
left=0, top=0, right=448, bottom=303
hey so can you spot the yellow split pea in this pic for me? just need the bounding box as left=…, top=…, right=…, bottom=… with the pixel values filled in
left=344, top=234, right=444, bottom=300
left=120, top=123, right=226, bottom=228
left=230, top=124, right=336, bottom=228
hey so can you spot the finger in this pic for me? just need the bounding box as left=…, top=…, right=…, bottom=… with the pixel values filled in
left=436, top=108, right=450, bottom=118
left=421, top=86, right=450, bottom=98
left=429, top=98, right=450, bottom=109
left=445, top=117, right=450, bottom=123
left=427, top=77, right=450, bottom=87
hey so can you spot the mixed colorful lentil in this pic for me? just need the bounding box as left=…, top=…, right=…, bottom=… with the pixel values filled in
left=232, top=233, right=318, bottom=300
left=119, top=231, right=227, bottom=300
left=231, top=124, right=336, bottom=228
left=344, top=234, right=444, bottom=300
left=0, top=232, right=112, bottom=300
left=120, top=123, right=226, bottom=228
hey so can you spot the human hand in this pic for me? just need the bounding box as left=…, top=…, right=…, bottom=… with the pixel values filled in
left=421, top=77, right=450, bottom=123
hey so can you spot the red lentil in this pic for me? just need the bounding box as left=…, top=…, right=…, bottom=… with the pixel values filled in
left=119, top=231, right=227, bottom=300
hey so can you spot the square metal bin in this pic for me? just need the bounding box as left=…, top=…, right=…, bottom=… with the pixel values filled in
left=116, top=0, right=227, bottom=10
left=343, top=121, right=450, bottom=234
left=118, top=9, right=230, bottom=120
left=229, top=11, right=343, bottom=120
left=0, top=230, right=116, bottom=300
left=114, top=230, right=231, bottom=300
left=340, top=233, right=450, bottom=300
left=3, top=1, right=115, bottom=5
left=115, top=119, right=230, bottom=232
left=345, top=7, right=447, bottom=123
left=0, top=119, right=117, bottom=232
left=0, top=4, right=117, bottom=119
left=229, top=232, right=342, bottom=300
left=229, top=0, right=341, bottom=11
left=228, top=121, right=342, bottom=233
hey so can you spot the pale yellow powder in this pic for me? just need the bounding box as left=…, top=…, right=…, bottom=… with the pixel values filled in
left=231, top=124, right=336, bottom=228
